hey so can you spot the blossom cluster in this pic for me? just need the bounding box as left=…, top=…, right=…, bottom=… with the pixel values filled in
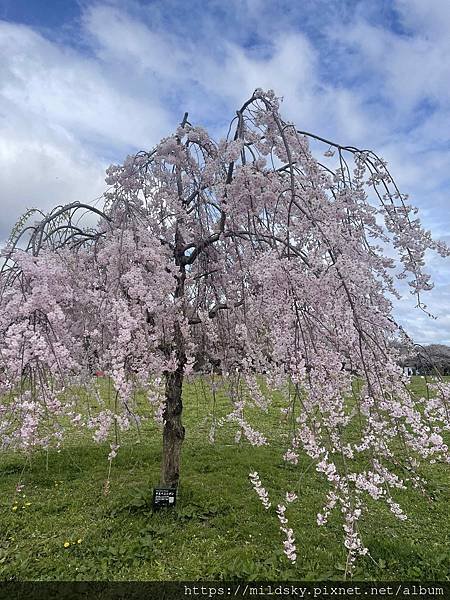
left=1, top=88, right=449, bottom=571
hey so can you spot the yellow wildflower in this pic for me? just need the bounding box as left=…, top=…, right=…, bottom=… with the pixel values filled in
left=63, top=541, right=70, bottom=548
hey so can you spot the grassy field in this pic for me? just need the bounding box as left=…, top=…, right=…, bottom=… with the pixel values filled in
left=0, top=376, right=449, bottom=581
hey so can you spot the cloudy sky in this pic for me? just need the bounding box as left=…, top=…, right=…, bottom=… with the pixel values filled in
left=0, top=0, right=449, bottom=343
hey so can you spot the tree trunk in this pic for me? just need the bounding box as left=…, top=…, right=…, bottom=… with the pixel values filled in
left=161, top=362, right=185, bottom=488
left=160, top=218, right=186, bottom=489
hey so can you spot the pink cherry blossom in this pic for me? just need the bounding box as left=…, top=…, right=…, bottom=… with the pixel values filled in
left=1, top=89, right=449, bottom=570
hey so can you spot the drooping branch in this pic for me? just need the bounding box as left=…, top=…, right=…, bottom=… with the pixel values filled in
left=1, top=88, right=449, bottom=571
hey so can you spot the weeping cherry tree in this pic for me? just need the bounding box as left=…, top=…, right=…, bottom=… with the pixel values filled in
left=1, top=89, right=449, bottom=570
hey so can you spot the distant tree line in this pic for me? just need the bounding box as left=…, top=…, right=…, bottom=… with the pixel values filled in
left=398, top=344, right=450, bottom=376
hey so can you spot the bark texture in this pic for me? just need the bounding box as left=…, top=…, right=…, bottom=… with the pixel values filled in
left=161, top=218, right=187, bottom=489
left=161, top=365, right=185, bottom=488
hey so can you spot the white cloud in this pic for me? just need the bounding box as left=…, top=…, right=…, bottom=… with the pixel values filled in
left=327, top=7, right=450, bottom=117
left=0, top=21, right=172, bottom=149
left=395, top=0, right=450, bottom=39
left=0, top=17, right=174, bottom=243
left=80, top=3, right=373, bottom=143
left=0, top=0, right=448, bottom=343
left=81, top=3, right=187, bottom=82
left=0, top=96, right=106, bottom=242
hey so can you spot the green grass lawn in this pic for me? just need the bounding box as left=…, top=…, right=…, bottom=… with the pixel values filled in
left=0, top=376, right=449, bottom=581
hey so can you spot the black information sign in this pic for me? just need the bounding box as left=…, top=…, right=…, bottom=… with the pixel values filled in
left=152, top=487, right=176, bottom=510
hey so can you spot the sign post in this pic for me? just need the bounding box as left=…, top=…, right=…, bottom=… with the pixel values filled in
left=152, top=487, right=177, bottom=510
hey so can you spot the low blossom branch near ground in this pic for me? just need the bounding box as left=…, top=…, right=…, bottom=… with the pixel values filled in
left=276, top=503, right=297, bottom=564
left=249, top=471, right=271, bottom=511
left=0, top=89, right=449, bottom=572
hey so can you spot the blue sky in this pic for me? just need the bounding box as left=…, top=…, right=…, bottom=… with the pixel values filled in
left=1, top=0, right=449, bottom=343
